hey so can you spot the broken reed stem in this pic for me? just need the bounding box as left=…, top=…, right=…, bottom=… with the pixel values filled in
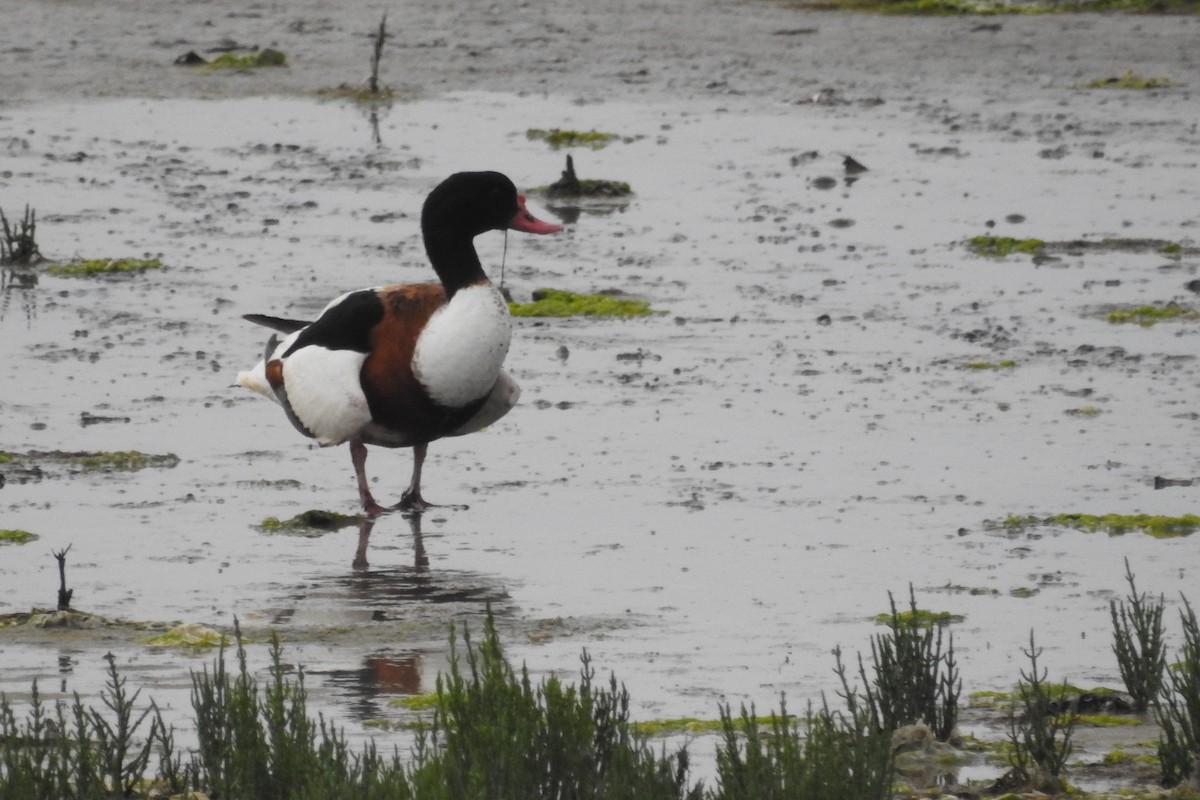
left=54, top=544, right=73, bottom=610
left=53, top=544, right=74, bottom=614
left=368, top=13, right=387, bottom=95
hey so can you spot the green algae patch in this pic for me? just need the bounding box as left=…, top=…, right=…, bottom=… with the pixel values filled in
left=0, top=529, right=39, bottom=546
left=970, top=684, right=1127, bottom=710
left=75, top=450, right=178, bottom=471
left=207, top=49, right=287, bottom=69
left=1064, top=405, right=1102, bottom=417
left=1106, top=304, right=1200, bottom=326
left=47, top=257, right=163, bottom=277
left=968, top=235, right=1045, bottom=258
left=527, top=128, right=618, bottom=150
left=962, top=359, right=1016, bottom=370
left=1102, top=747, right=1159, bottom=766
left=1005, top=513, right=1200, bottom=538
left=544, top=178, right=633, bottom=198
left=968, top=690, right=1013, bottom=710
left=1082, top=70, right=1180, bottom=90
left=313, top=84, right=399, bottom=103
left=0, top=608, right=167, bottom=632
left=143, top=623, right=229, bottom=650
left=259, top=509, right=362, bottom=535
left=1076, top=712, right=1143, bottom=727
left=509, top=289, right=654, bottom=318
left=0, top=449, right=180, bottom=473
left=631, top=714, right=792, bottom=737
left=536, top=155, right=633, bottom=199
left=389, top=693, right=440, bottom=712
left=872, top=608, right=964, bottom=627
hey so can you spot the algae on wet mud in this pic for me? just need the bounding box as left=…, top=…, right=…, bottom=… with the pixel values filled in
left=543, top=178, right=633, bottom=198
left=389, top=692, right=440, bottom=712
left=313, top=84, right=399, bottom=103
left=630, top=713, right=795, bottom=736
left=962, top=359, right=1016, bottom=370
left=872, top=608, right=965, bottom=627
left=1004, top=513, right=1200, bottom=538
left=526, top=128, right=619, bottom=150
left=143, top=623, right=229, bottom=650
left=206, top=49, right=287, bottom=69
left=46, top=257, right=163, bottom=277
left=0, top=529, right=39, bottom=546
left=509, top=288, right=653, bottom=318
left=538, top=154, right=633, bottom=199
left=1106, top=304, right=1200, bottom=326
left=1082, top=70, right=1181, bottom=90
left=258, top=509, right=362, bottom=534
left=968, top=235, right=1045, bottom=258
left=0, top=449, right=180, bottom=473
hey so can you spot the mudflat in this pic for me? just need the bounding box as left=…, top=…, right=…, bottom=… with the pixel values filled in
left=2, top=0, right=1199, bottom=790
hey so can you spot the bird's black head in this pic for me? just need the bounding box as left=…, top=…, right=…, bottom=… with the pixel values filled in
left=421, top=171, right=522, bottom=239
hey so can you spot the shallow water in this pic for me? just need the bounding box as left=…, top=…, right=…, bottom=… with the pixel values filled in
left=2, top=14, right=1200, bottom=788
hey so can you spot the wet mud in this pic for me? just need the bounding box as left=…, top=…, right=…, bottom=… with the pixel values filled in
left=2, top=0, right=1200, bottom=788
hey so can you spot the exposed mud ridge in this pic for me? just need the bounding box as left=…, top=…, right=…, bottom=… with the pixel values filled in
left=2, top=0, right=1200, bottom=793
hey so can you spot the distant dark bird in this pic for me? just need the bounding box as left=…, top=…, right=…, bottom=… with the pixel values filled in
left=843, top=156, right=868, bottom=175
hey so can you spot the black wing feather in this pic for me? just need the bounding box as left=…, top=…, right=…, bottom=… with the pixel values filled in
left=281, top=290, right=385, bottom=358
left=243, top=313, right=311, bottom=334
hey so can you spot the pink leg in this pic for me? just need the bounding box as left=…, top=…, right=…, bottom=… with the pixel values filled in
left=397, top=442, right=433, bottom=511
left=350, top=440, right=387, bottom=516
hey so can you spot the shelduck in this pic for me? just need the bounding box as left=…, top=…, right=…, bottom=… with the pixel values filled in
left=236, top=171, right=562, bottom=514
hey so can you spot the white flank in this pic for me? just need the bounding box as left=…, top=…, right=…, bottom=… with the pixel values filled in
left=237, top=326, right=372, bottom=447
left=413, top=284, right=513, bottom=408
left=281, top=345, right=373, bottom=446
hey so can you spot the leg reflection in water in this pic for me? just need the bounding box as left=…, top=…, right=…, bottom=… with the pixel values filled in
left=352, top=510, right=429, bottom=571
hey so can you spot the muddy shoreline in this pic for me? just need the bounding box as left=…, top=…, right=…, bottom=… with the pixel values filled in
left=3, top=1, right=1199, bottom=105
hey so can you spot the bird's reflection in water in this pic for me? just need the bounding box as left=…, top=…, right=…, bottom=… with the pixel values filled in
left=1, top=264, right=39, bottom=324
left=273, top=510, right=510, bottom=625
left=352, top=512, right=427, bottom=571
left=273, top=509, right=512, bottom=720
left=318, top=649, right=426, bottom=721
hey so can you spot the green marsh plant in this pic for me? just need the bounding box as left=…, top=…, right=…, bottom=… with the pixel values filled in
left=1110, top=558, right=1167, bottom=712
left=1006, top=631, right=1076, bottom=789
left=0, top=610, right=907, bottom=799
left=90, top=653, right=158, bottom=797
left=0, top=205, right=40, bottom=265
left=856, top=586, right=962, bottom=741
left=712, top=696, right=891, bottom=800
left=419, top=614, right=696, bottom=800
left=1157, top=595, right=1200, bottom=787
left=0, top=655, right=165, bottom=799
